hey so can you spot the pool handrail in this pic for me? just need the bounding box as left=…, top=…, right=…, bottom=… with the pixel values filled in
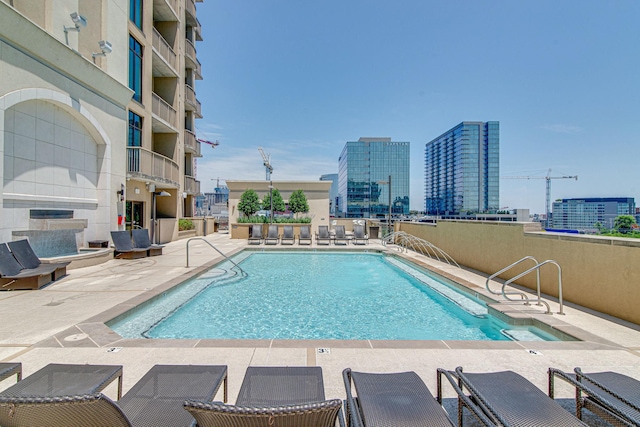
left=185, top=238, right=246, bottom=276
left=485, top=256, right=540, bottom=301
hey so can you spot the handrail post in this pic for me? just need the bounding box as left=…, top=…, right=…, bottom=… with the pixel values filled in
left=185, top=237, right=246, bottom=276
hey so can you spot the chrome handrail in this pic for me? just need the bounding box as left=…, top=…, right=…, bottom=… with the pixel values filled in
left=185, top=237, right=246, bottom=276
left=485, top=256, right=540, bottom=302
left=502, top=260, right=564, bottom=315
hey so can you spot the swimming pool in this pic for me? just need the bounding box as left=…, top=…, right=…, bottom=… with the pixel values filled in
left=108, top=251, right=561, bottom=341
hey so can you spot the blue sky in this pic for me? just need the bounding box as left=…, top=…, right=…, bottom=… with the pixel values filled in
left=193, top=1, right=639, bottom=213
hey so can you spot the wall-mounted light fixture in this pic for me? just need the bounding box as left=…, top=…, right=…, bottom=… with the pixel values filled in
left=63, top=12, right=87, bottom=45
left=116, top=183, right=125, bottom=202
left=92, top=40, right=113, bottom=61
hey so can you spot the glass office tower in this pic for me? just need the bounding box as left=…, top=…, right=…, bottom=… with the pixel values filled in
left=338, top=138, right=410, bottom=218
left=424, top=122, right=499, bottom=215
left=552, top=197, right=636, bottom=230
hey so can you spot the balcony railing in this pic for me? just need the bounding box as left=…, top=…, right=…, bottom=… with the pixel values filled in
left=152, top=92, right=177, bottom=129
left=185, top=175, right=200, bottom=195
left=185, top=0, right=197, bottom=22
left=184, top=130, right=202, bottom=157
left=153, top=0, right=179, bottom=21
left=127, top=147, right=179, bottom=186
left=152, top=27, right=177, bottom=72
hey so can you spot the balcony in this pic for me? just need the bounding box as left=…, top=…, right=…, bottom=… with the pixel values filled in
left=127, top=147, right=180, bottom=187
left=185, top=0, right=197, bottom=24
left=153, top=0, right=178, bottom=21
left=152, top=28, right=178, bottom=77
left=151, top=92, right=178, bottom=132
left=185, top=39, right=202, bottom=79
left=184, top=84, right=202, bottom=118
left=184, top=130, right=202, bottom=157
left=184, top=175, right=201, bottom=195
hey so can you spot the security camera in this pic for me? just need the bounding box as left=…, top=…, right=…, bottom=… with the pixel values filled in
left=70, top=12, right=87, bottom=28
left=98, top=40, right=112, bottom=54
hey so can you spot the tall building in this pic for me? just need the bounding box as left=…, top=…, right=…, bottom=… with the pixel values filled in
left=337, top=138, right=410, bottom=219
left=0, top=0, right=204, bottom=247
left=319, top=173, right=338, bottom=215
left=424, top=122, right=499, bottom=215
left=552, top=197, right=636, bottom=231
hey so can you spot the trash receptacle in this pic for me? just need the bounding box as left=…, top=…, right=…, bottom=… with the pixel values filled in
left=368, top=226, right=379, bottom=239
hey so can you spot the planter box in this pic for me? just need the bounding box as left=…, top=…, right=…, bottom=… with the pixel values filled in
left=178, top=229, right=196, bottom=240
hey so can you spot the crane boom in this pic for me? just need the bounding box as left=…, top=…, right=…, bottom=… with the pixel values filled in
left=258, top=147, right=273, bottom=180
left=502, top=169, right=577, bottom=228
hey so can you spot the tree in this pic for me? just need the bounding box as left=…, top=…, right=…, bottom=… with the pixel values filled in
left=262, top=188, right=285, bottom=213
left=238, top=189, right=261, bottom=217
left=613, top=215, right=636, bottom=233
left=288, top=189, right=309, bottom=218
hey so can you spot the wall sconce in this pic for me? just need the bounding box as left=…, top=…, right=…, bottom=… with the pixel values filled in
left=92, top=40, right=113, bottom=60
left=64, top=12, right=87, bottom=45
left=116, top=183, right=125, bottom=202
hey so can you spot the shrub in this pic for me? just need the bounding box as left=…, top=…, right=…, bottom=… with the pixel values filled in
left=178, top=219, right=195, bottom=231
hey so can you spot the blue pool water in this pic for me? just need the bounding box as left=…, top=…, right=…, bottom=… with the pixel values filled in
left=108, top=252, right=559, bottom=341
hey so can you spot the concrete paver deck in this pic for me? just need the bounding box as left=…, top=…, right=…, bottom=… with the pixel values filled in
left=0, top=232, right=638, bottom=426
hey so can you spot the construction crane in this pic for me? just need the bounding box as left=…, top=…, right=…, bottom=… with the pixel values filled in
left=258, top=147, right=273, bottom=180
left=197, top=138, right=220, bottom=148
left=502, top=169, right=578, bottom=228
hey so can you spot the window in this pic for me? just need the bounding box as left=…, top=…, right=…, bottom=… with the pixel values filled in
left=129, top=35, right=143, bottom=102
left=128, top=111, right=142, bottom=146
left=129, top=0, right=142, bottom=29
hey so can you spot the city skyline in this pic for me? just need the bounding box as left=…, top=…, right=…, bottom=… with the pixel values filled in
left=193, top=1, right=639, bottom=214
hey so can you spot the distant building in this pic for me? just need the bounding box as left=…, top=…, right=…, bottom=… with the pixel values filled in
left=424, top=122, right=499, bottom=215
left=552, top=197, right=636, bottom=230
left=199, top=185, right=229, bottom=216
left=338, top=138, right=410, bottom=219
left=319, top=174, right=339, bottom=215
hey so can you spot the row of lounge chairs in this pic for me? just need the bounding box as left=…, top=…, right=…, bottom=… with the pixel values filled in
left=111, top=229, right=164, bottom=259
left=0, top=239, right=69, bottom=290
left=249, top=224, right=369, bottom=246
left=1, top=362, right=637, bottom=426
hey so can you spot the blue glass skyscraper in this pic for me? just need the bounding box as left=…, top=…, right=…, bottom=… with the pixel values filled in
left=424, top=122, right=499, bottom=215
left=338, top=138, right=410, bottom=218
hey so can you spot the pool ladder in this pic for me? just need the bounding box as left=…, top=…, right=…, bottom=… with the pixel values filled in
left=185, top=238, right=247, bottom=276
left=486, top=256, right=564, bottom=315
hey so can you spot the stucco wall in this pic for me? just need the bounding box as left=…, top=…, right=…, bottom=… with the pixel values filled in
left=398, top=221, right=640, bottom=325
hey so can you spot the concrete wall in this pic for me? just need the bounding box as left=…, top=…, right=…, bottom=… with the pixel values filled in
left=398, top=220, right=640, bottom=325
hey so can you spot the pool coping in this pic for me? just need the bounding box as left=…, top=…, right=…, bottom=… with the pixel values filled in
left=33, top=246, right=626, bottom=351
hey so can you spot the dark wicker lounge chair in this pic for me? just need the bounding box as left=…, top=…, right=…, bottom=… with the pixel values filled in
left=0, top=363, right=21, bottom=382
left=438, top=367, right=587, bottom=426
left=352, top=225, right=369, bottom=245
left=316, top=225, right=331, bottom=245
left=0, top=364, right=227, bottom=427
left=299, top=225, right=312, bottom=245
left=343, top=368, right=457, bottom=427
left=185, top=366, right=344, bottom=427
left=549, top=367, right=640, bottom=426
left=132, top=228, right=164, bottom=256
left=8, top=239, right=69, bottom=280
left=248, top=225, right=263, bottom=245
left=110, top=231, right=148, bottom=259
left=334, top=225, right=349, bottom=245
left=265, top=224, right=280, bottom=245
left=0, top=243, right=67, bottom=290
left=281, top=225, right=295, bottom=245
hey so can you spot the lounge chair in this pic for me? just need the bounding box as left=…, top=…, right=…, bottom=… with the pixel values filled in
left=0, top=243, right=66, bottom=290
left=353, top=225, right=369, bottom=245
left=549, top=367, right=640, bottom=426
left=264, top=224, right=279, bottom=245
left=438, top=367, right=587, bottom=426
left=185, top=366, right=344, bottom=427
left=132, top=228, right=164, bottom=256
left=334, top=225, right=349, bottom=245
left=316, top=225, right=332, bottom=245
left=0, top=364, right=228, bottom=427
left=0, top=363, right=21, bottom=382
left=281, top=225, right=295, bottom=245
left=8, top=239, right=69, bottom=280
left=248, top=225, right=263, bottom=245
left=343, top=368, right=458, bottom=427
left=110, top=231, right=148, bottom=259
left=299, top=225, right=312, bottom=245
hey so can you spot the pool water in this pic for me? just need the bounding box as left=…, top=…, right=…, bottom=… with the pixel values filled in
left=109, top=252, right=559, bottom=341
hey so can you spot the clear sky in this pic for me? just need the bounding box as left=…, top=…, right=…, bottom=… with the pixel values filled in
left=193, top=0, right=639, bottom=214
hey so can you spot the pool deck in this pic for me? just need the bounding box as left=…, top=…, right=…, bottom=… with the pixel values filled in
left=1, top=232, right=639, bottom=425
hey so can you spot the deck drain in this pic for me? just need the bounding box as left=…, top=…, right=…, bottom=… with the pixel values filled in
left=106, top=347, right=123, bottom=353
left=527, top=349, right=543, bottom=356
left=317, top=348, right=331, bottom=354
left=63, top=333, right=88, bottom=342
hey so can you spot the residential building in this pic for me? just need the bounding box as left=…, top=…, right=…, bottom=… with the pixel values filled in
left=552, top=197, right=636, bottom=231
left=424, top=122, right=499, bottom=215
left=319, top=173, right=338, bottom=215
left=337, top=138, right=410, bottom=219
left=0, top=0, right=204, bottom=249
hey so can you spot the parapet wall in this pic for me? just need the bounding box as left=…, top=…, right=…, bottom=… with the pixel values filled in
left=397, top=221, right=640, bottom=325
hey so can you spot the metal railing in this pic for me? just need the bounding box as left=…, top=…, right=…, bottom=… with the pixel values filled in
left=127, top=147, right=179, bottom=186
left=381, top=231, right=459, bottom=267
left=152, top=27, right=177, bottom=71
left=486, top=257, right=565, bottom=315
left=152, top=92, right=177, bottom=128
left=186, top=238, right=246, bottom=277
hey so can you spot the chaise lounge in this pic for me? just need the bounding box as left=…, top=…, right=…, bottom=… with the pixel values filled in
left=298, top=225, right=312, bottom=245
left=0, top=242, right=69, bottom=290
left=132, top=228, right=164, bottom=256
left=264, top=224, right=280, bottom=245
left=352, top=224, right=369, bottom=245
left=281, top=225, right=295, bottom=245
left=334, top=225, right=349, bottom=245
left=248, top=225, right=263, bottom=245
left=110, top=231, right=148, bottom=259
left=316, top=225, right=332, bottom=245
